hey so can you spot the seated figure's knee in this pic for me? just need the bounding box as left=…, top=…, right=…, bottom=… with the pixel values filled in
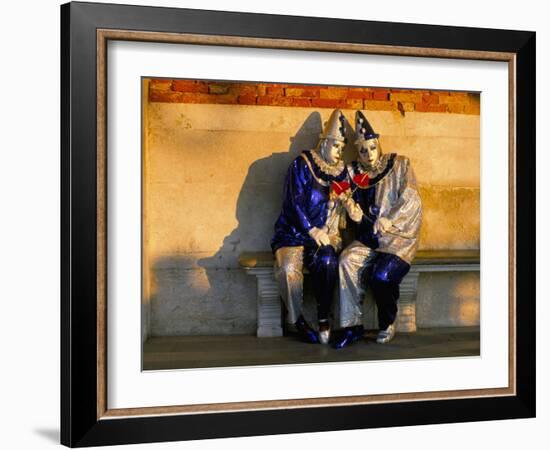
left=369, top=263, right=405, bottom=290
left=340, top=242, right=373, bottom=267
left=339, top=247, right=352, bottom=267
left=370, top=254, right=410, bottom=286
left=281, top=260, right=301, bottom=274
left=275, top=248, right=303, bottom=280
left=371, top=267, right=392, bottom=285
left=317, top=246, right=338, bottom=271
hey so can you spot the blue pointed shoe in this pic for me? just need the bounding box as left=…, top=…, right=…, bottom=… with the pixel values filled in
left=295, top=316, right=319, bottom=344
left=333, top=326, right=364, bottom=349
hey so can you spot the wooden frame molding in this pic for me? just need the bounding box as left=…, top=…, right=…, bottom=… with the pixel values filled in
left=62, top=3, right=534, bottom=445
left=96, top=28, right=517, bottom=420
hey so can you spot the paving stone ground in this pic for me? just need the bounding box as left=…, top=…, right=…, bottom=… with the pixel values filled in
left=143, top=326, right=480, bottom=370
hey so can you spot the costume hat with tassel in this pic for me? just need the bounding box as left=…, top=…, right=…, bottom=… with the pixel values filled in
left=320, top=109, right=347, bottom=143
left=355, top=110, right=379, bottom=144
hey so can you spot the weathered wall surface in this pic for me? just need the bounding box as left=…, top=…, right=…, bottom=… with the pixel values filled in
left=416, top=272, right=481, bottom=328
left=144, top=102, right=480, bottom=337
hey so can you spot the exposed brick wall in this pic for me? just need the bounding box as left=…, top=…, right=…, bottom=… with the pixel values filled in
left=148, top=79, right=480, bottom=115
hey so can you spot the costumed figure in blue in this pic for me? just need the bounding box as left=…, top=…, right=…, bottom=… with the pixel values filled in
left=271, top=109, right=350, bottom=345
left=333, top=111, right=423, bottom=349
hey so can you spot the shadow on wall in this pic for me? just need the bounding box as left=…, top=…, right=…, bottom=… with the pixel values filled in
left=199, top=110, right=356, bottom=268
left=149, top=111, right=356, bottom=336
left=199, top=111, right=323, bottom=268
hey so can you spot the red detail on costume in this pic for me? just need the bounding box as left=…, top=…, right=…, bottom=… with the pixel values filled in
left=331, top=180, right=351, bottom=195
left=353, top=173, right=370, bottom=188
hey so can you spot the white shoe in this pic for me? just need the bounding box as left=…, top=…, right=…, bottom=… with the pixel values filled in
left=318, top=323, right=331, bottom=345
left=376, top=323, right=396, bottom=344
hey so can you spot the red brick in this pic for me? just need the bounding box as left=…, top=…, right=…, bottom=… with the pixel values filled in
left=347, top=90, right=372, bottom=100
left=149, top=90, right=183, bottom=103
left=266, top=87, right=285, bottom=96
left=258, top=83, right=288, bottom=93
left=449, top=91, right=470, bottom=98
left=149, top=79, right=173, bottom=90
left=364, top=100, right=396, bottom=111
left=438, top=94, right=468, bottom=104
left=290, top=97, right=312, bottom=107
left=463, top=102, right=480, bottom=115
left=372, top=90, right=389, bottom=101
left=263, top=83, right=289, bottom=88
left=446, top=103, right=466, bottom=114
left=257, top=96, right=293, bottom=106
left=180, top=93, right=208, bottom=104
left=208, top=84, right=230, bottom=94
left=181, top=93, right=238, bottom=104
left=415, top=102, right=447, bottom=113
left=230, top=85, right=257, bottom=96
left=311, top=98, right=346, bottom=108
left=422, top=93, right=439, bottom=104
left=390, top=92, right=423, bottom=103
left=237, top=95, right=257, bottom=105
left=172, top=80, right=209, bottom=93
left=284, top=84, right=308, bottom=92
left=319, top=88, right=348, bottom=99
left=398, top=101, right=415, bottom=112
left=285, top=87, right=320, bottom=97
left=345, top=99, right=364, bottom=109
left=207, top=94, right=238, bottom=104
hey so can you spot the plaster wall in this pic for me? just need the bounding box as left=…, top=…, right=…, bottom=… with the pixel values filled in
left=143, top=103, right=480, bottom=336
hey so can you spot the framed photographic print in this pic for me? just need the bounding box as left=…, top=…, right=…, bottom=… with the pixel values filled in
left=61, top=1, right=535, bottom=447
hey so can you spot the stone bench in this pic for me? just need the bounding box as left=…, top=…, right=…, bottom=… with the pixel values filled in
left=238, top=249, right=480, bottom=337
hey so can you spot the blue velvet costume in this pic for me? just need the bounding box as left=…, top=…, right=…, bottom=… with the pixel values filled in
left=271, top=150, right=347, bottom=252
left=271, top=150, right=347, bottom=323
left=348, top=156, right=396, bottom=251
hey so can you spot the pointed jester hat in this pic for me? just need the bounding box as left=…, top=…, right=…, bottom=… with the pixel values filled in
left=319, top=109, right=347, bottom=143
left=355, top=110, right=379, bottom=144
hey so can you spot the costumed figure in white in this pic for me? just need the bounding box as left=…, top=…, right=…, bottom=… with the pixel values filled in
left=271, top=109, right=350, bottom=345
left=333, top=111, right=422, bottom=348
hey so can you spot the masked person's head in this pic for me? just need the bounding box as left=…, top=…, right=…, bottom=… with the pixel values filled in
left=319, top=137, right=345, bottom=165
left=357, top=137, right=381, bottom=167
left=354, top=111, right=381, bottom=168
left=317, top=109, right=347, bottom=165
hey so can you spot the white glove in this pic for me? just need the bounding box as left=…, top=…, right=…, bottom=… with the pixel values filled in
left=374, top=217, right=393, bottom=235
left=308, top=227, right=331, bottom=247
left=341, top=196, right=363, bottom=223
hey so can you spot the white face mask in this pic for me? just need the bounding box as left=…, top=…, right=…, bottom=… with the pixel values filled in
left=320, top=138, right=344, bottom=165
left=357, top=138, right=380, bottom=167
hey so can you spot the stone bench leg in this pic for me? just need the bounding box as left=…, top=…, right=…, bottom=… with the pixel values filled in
left=245, top=267, right=283, bottom=337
